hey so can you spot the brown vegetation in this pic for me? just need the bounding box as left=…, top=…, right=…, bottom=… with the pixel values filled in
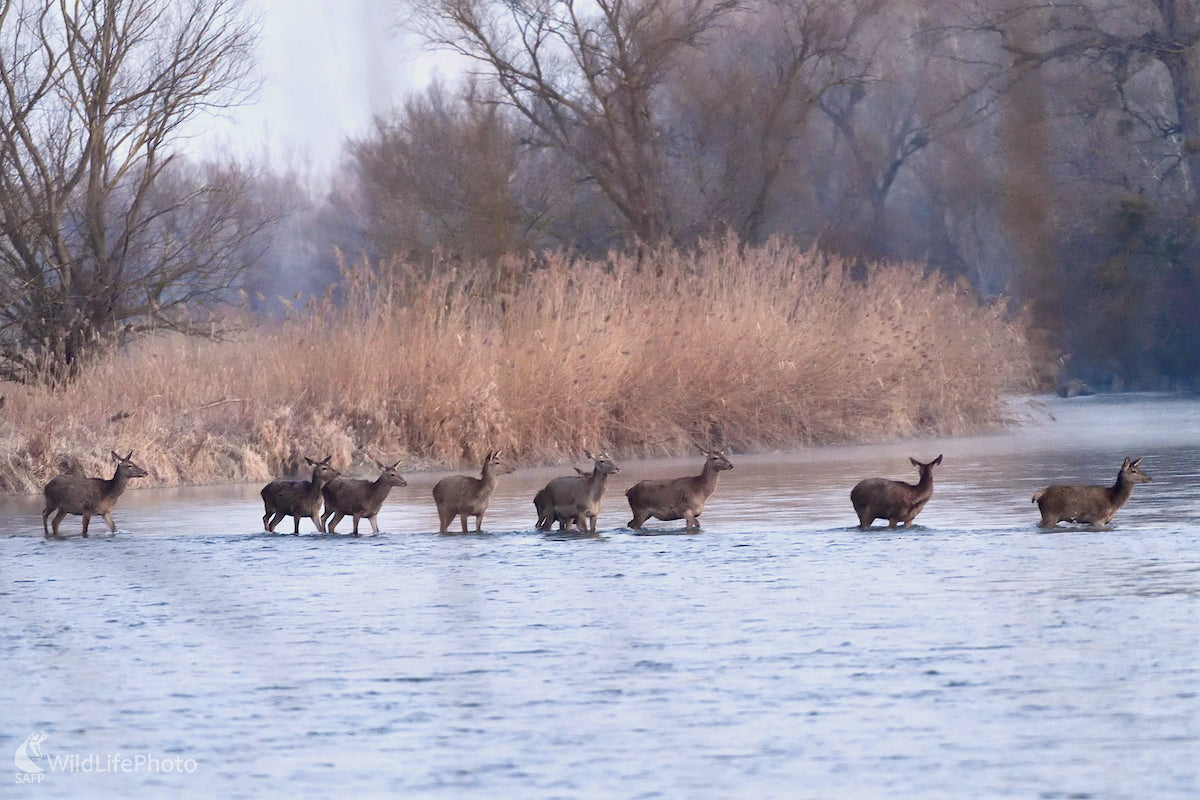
left=0, top=240, right=1033, bottom=493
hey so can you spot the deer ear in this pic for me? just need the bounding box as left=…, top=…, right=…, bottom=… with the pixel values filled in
left=933, top=454, right=943, bottom=466
left=910, top=457, right=920, bottom=467
left=111, top=451, right=122, bottom=462
left=1122, top=457, right=1131, bottom=468
left=1131, top=457, right=1142, bottom=467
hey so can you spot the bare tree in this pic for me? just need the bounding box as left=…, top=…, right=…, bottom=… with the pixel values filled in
left=662, top=0, right=885, bottom=242
left=409, top=0, right=741, bottom=246
left=350, top=81, right=543, bottom=264
left=0, top=0, right=259, bottom=383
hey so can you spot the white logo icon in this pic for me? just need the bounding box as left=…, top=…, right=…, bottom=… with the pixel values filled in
left=15, top=731, right=47, bottom=774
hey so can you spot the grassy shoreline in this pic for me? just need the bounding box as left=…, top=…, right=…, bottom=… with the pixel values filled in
left=0, top=240, right=1034, bottom=494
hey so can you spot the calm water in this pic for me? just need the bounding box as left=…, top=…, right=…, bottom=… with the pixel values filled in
left=2, top=395, right=1198, bottom=799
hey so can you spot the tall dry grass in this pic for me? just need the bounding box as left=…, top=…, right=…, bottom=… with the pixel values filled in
left=0, top=239, right=1033, bottom=492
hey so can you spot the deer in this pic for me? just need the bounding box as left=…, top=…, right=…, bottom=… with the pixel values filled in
left=1032, top=456, right=1151, bottom=528
left=432, top=449, right=512, bottom=534
left=261, top=455, right=340, bottom=534
left=321, top=457, right=407, bottom=536
left=626, top=449, right=734, bottom=531
left=533, top=466, right=590, bottom=531
left=42, top=450, right=148, bottom=538
left=533, top=451, right=620, bottom=534
left=850, top=454, right=943, bottom=530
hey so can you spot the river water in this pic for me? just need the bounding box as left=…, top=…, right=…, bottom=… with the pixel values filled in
left=2, top=395, right=1197, bottom=799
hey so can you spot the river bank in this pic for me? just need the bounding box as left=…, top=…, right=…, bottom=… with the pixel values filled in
left=0, top=241, right=1033, bottom=493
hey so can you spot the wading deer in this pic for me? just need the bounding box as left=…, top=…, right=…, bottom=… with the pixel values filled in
left=1032, top=456, right=1151, bottom=528
left=42, top=451, right=148, bottom=538
left=850, top=455, right=943, bottom=530
left=626, top=449, right=734, bottom=530
left=432, top=449, right=512, bottom=534
left=533, top=452, right=620, bottom=534
left=321, top=457, right=407, bottom=535
left=533, top=466, right=589, bottom=531
left=261, top=456, right=340, bottom=534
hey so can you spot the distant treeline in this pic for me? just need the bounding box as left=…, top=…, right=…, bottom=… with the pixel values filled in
left=2, top=0, right=1195, bottom=392
left=318, top=0, right=1196, bottom=391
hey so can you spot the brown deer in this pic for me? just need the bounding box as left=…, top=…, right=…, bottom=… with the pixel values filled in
left=432, top=449, right=512, bottom=534
left=321, top=457, right=407, bottom=536
left=261, top=456, right=340, bottom=534
left=533, top=452, right=620, bottom=534
left=42, top=451, right=148, bottom=538
left=626, top=449, right=734, bottom=531
left=850, top=455, right=943, bottom=530
left=1032, top=456, right=1151, bottom=528
left=533, top=466, right=590, bottom=531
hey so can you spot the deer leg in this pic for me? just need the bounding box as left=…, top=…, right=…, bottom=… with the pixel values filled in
left=51, top=510, right=68, bottom=537
left=292, top=515, right=302, bottom=535
left=351, top=514, right=363, bottom=536
left=266, top=512, right=284, bottom=532
left=42, top=507, right=54, bottom=537
left=460, top=514, right=469, bottom=534
left=81, top=514, right=92, bottom=537
left=367, top=514, right=379, bottom=535
left=102, top=510, right=117, bottom=533
left=473, top=512, right=483, bottom=533
left=628, top=511, right=650, bottom=529
left=326, top=512, right=344, bottom=534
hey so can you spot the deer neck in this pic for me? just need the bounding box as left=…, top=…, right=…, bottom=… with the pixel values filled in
left=1109, top=471, right=1135, bottom=506
left=588, top=471, right=611, bottom=499
left=370, top=474, right=395, bottom=500
left=911, top=470, right=934, bottom=501
left=479, top=464, right=499, bottom=494
left=107, top=468, right=130, bottom=497
left=697, top=462, right=722, bottom=495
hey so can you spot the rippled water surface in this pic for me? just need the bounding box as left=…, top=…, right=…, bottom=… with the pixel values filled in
left=2, top=395, right=1198, bottom=798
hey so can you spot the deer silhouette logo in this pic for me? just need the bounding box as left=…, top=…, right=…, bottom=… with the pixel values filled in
left=14, top=731, right=48, bottom=774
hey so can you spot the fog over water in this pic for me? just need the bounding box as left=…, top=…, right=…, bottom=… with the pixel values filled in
left=2, top=395, right=1198, bottom=798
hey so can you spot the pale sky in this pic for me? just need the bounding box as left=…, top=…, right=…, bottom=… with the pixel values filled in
left=193, top=0, right=461, bottom=178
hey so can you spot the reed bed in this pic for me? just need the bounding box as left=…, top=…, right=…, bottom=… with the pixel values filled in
left=0, top=239, right=1033, bottom=492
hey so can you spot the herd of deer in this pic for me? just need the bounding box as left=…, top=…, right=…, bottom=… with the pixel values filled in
left=38, top=448, right=1152, bottom=539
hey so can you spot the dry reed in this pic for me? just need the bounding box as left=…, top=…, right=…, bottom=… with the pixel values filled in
left=0, top=239, right=1033, bottom=493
